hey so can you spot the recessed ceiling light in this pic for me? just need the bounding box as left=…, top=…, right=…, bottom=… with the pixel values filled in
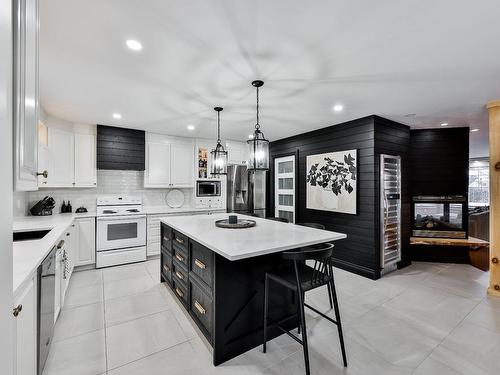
left=112, top=113, right=122, bottom=119
left=126, top=39, right=142, bottom=51
left=471, top=128, right=480, bottom=132
left=332, top=104, right=344, bottom=112
left=440, top=122, right=448, bottom=126
left=187, top=125, right=195, bottom=131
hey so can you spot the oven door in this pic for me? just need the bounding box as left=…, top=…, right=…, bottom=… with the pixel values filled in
left=97, top=215, right=147, bottom=251
left=196, top=181, right=221, bottom=197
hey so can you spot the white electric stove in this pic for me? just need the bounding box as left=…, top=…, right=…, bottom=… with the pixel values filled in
left=96, top=196, right=147, bottom=268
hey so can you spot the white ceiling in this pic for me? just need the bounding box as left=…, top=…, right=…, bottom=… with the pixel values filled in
left=40, top=0, right=500, bottom=158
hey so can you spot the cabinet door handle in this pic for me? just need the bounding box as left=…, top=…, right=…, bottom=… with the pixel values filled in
left=36, top=170, right=48, bottom=178
left=194, top=300, right=206, bottom=315
left=175, top=237, right=184, bottom=245
left=194, top=258, right=206, bottom=269
left=175, top=253, right=184, bottom=262
left=163, top=265, right=170, bottom=273
left=175, top=288, right=184, bottom=298
left=175, top=271, right=184, bottom=280
left=13, top=304, right=23, bottom=317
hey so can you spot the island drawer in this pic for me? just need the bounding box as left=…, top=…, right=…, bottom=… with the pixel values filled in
left=161, top=225, right=172, bottom=252
left=172, top=259, right=188, bottom=287
left=172, top=244, right=188, bottom=268
left=172, top=230, right=188, bottom=252
left=172, top=274, right=188, bottom=306
left=161, top=252, right=172, bottom=284
left=189, top=241, right=214, bottom=288
left=189, top=277, right=213, bottom=340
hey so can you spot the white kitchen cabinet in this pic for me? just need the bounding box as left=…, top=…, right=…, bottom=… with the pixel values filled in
left=14, top=277, right=37, bottom=375
left=38, top=127, right=75, bottom=187
left=74, top=134, right=97, bottom=187
left=74, top=217, right=96, bottom=266
left=38, top=127, right=97, bottom=188
left=145, top=142, right=171, bottom=187
left=226, top=141, right=248, bottom=165
left=170, top=143, right=195, bottom=187
left=144, top=137, right=194, bottom=188
left=13, top=0, right=40, bottom=192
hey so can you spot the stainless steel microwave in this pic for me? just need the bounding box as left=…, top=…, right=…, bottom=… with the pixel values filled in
left=196, top=180, right=221, bottom=197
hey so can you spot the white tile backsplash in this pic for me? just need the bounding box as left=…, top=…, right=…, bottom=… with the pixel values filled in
left=26, top=170, right=193, bottom=214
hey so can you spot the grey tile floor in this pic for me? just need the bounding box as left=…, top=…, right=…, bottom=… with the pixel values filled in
left=43, top=259, right=500, bottom=375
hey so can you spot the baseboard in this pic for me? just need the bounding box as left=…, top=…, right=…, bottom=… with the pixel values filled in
left=332, top=258, right=381, bottom=280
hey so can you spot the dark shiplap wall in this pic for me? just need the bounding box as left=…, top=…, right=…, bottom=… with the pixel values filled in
left=409, top=128, right=469, bottom=196
left=269, top=116, right=410, bottom=279
left=97, top=125, right=145, bottom=170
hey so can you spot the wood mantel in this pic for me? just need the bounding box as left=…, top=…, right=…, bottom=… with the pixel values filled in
left=410, top=237, right=490, bottom=271
left=487, top=100, right=500, bottom=297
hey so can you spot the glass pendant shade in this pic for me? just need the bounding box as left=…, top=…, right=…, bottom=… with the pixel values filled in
left=210, top=142, right=227, bottom=175
left=247, top=80, right=269, bottom=171
left=247, top=129, right=269, bottom=170
left=210, top=107, right=227, bottom=175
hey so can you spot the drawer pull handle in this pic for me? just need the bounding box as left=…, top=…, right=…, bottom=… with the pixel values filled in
left=175, top=271, right=184, bottom=280
left=194, top=300, right=206, bottom=315
left=194, top=259, right=206, bottom=269
left=13, top=304, right=23, bottom=317
left=175, top=237, right=185, bottom=244
left=175, top=288, right=184, bottom=298
left=163, top=237, right=170, bottom=242
left=175, top=253, right=184, bottom=262
left=163, top=265, right=170, bottom=273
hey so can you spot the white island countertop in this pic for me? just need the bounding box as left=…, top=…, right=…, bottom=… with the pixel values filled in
left=161, top=213, right=347, bottom=261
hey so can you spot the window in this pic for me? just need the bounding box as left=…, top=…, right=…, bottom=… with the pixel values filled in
left=469, top=159, right=489, bottom=207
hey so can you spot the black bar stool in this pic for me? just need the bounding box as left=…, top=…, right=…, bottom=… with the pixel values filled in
left=266, top=216, right=289, bottom=223
left=296, top=222, right=334, bottom=309
left=263, top=243, right=347, bottom=374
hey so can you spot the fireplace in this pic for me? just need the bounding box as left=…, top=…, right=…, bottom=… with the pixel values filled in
left=412, top=195, right=468, bottom=239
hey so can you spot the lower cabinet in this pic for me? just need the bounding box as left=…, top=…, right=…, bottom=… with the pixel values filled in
left=161, top=223, right=215, bottom=343
left=74, top=217, right=96, bottom=266
left=14, top=277, right=37, bottom=375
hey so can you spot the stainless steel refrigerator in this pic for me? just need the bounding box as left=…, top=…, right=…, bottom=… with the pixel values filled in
left=380, top=154, right=402, bottom=275
left=227, top=165, right=266, bottom=217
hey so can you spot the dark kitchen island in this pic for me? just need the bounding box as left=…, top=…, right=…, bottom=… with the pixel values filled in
left=159, top=213, right=346, bottom=365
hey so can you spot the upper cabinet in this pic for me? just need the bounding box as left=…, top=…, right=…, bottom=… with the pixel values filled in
left=38, top=122, right=97, bottom=188
left=226, top=141, right=248, bottom=166
left=144, top=133, right=194, bottom=188
left=74, top=134, right=97, bottom=186
left=13, top=0, right=40, bottom=191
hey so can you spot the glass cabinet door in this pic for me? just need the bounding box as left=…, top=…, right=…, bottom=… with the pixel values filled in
left=274, top=155, right=295, bottom=222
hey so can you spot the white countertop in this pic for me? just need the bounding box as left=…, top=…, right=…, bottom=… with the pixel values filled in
left=144, top=206, right=225, bottom=215
left=161, top=213, right=347, bottom=261
left=12, top=212, right=95, bottom=295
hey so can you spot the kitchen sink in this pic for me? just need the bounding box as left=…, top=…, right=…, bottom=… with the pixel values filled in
left=13, top=229, right=51, bottom=242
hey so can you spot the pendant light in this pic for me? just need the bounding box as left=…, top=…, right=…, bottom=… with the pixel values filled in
left=210, top=106, right=228, bottom=175
left=247, top=80, right=269, bottom=170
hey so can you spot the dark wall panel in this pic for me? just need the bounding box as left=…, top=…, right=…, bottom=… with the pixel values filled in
left=409, top=128, right=469, bottom=196
left=408, top=127, right=470, bottom=263
left=269, top=115, right=411, bottom=279
left=97, top=125, right=145, bottom=170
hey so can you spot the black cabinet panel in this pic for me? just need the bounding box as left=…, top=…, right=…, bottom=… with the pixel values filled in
left=190, top=240, right=214, bottom=288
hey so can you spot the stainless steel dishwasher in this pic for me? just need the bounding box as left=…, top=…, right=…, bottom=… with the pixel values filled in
left=38, top=246, right=56, bottom=375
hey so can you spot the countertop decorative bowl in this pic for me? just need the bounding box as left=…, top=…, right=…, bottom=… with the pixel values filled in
left=215, top=219, right=256, bottom=229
